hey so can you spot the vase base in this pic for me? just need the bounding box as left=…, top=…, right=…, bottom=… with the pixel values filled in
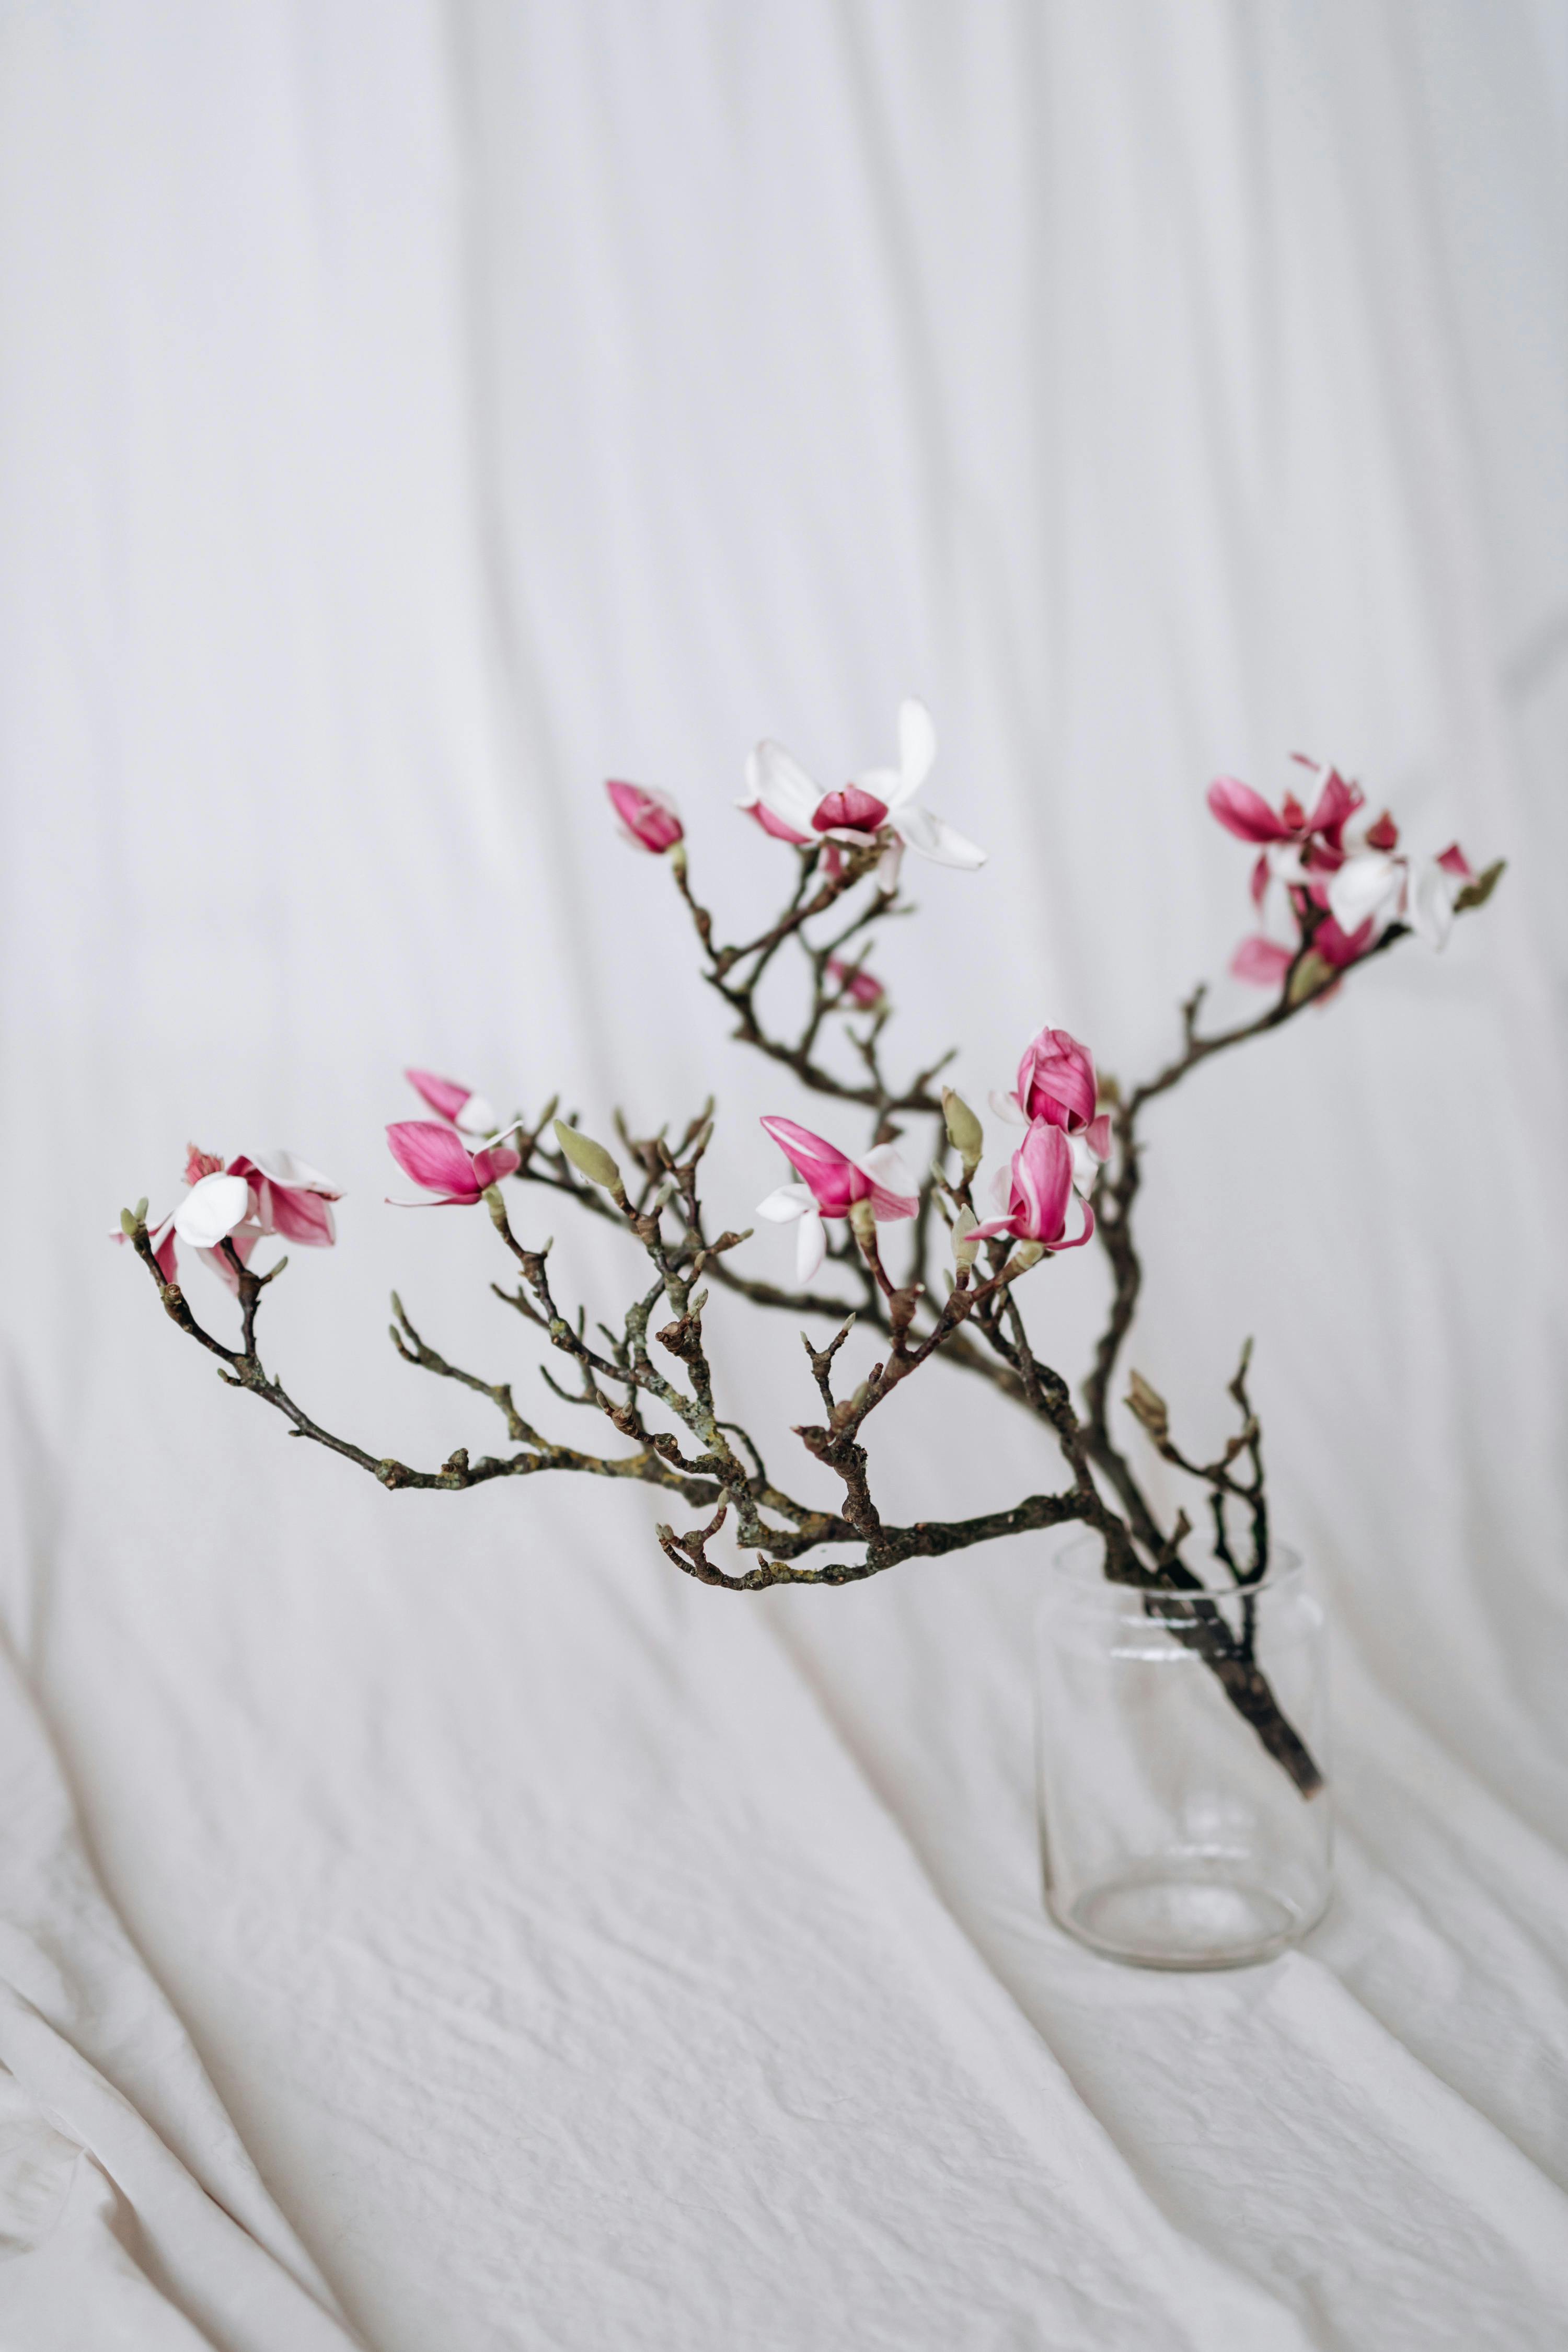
left=1051, top=1863, right=1321, bottom=1970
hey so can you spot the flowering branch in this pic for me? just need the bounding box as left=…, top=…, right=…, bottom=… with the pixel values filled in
left=122, top=713, right=1501, bottom=1806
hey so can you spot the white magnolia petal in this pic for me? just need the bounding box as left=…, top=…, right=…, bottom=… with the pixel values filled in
left=1409, top=858, right=1456, bottom=949
left=245, top=1146, right=339, bottom=1193
left=894, top=803, right=987, bottom=870
left=795, top=1209, right=827, bottom=1285
left=455, top=1092, right=499, bottom=1137
left=853, top=764, right=902, bottom=804
left=1069, top=1134, right=1100, bottom=1198
left=856, top=1142, right=918, bottom=1197
left=755, top=1183, right=812, bottom=1224
left=988, top=1090, right=1027, bottom=1127
left=1327, top=851, right=1401, bottom=935
left=751, top=741, right=822, bottom=830
left=172, top=1172, right=254, bottom=1248
left=988, top=1165, right=1012, bottom=1213
left=1265, top=842, right=1311, bottom=885
left=896, top=698, right=937, bottom=798
left=876, top=836, right=904, bottom=893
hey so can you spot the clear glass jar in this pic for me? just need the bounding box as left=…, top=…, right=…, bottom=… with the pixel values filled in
left=1036, top=1534, right=1331, bottom=1968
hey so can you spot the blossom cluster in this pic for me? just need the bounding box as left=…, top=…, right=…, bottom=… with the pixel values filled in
left=125, top=712, right=1489, bottom=1307
left=1210, top=757, right=1474, bottom=985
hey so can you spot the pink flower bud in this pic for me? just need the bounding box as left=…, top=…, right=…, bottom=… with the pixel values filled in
left=605, top=779, right=684, bottom=855
left=813, top=785, right=890, bottom=838
left=1014, top=1025, right=1098, bottom=1134
left=826, top=956, right=885, bottom=1009
left=971, top=1120, right=1094, bottom=1254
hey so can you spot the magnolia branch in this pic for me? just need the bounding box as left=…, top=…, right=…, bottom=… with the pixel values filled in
left=124, top=748, right=1501, bottom=1806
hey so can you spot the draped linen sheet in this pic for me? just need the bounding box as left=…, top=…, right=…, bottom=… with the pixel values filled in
left=0, top=3, right=1564, bottom=2346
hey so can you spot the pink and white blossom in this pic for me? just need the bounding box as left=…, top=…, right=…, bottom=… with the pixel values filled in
left=972, top=1120, right=1096, bottom=1253
left=386, top=1121, right=521, bottom=1207
left=739, top=700, right=985, bottom=879
left=1216, top=759, right=1474, bottom=983
left=128, top=1143, right=342, bottom=1292
left=406, top=1068, right=501, bottom=1144
left=990, top=1024, right=1111, bottom=1193
left=754, top=1115, right=918, bottom=1284
left=605, top=779, right=684, bottom=855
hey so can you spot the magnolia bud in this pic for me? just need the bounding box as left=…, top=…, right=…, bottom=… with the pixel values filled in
left=120, top=1207, right=139, bottom=1237
left=1126, top=1369, right=1170, bottom=1442
left=952, top=1206, right=980, bottom=1271
left=1454, top=857, right=1504, bottom=913
left=1286, top=950, right=1335, bottom=1007
left=941, top=1087, right=984, bottom=1177
left=554, top=1120, right=625, bottom=1197
left=484, top=1184, right=509, bottom=1227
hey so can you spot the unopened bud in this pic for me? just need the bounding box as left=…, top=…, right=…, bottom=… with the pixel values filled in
left=133, top=1196, right=148, bottom=1225
left=941, top=1087, right=984, bottom=1177
left=689, top=1288, right=708, bottom=1317
left=1286, top=949, right=1335, bottom=1007
left=554, top=1120, right=625, bottom=1196
left=120, top=1207, right=139, bottom=1237
left=484, top=1184, right=509, bottom=1227
left=1126, top=1368, right=1170, bottom=1441
left=952, top=1206, right=980, bottom=1270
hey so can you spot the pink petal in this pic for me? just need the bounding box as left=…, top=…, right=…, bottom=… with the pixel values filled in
left=1313, top=915, right=1375, bottom=970
left=1229, top=936, right=1294, bottom=987
left=406, top=1069, right=471, bottom=1123
left=260, top=1182, right=338, bottom=1247
left=387, top=1121, right=481, bottom=1198
left=813, top=785, right=890, bottom=835
left=1047, top=1196, right=1097, bottom=1253
left=470, top=1144, right=521, bottom=1187
left=759, top=1116, right=857, bottom=1216
left=1305, top=768, right=1362, bottom=846
left=1207, top=778, right=1294, bottom=843
left=1012, top=1121, right=1074, bottom=1244
left=1436, top=842, right=1472, bottom=879
left=1083, top=1114, right=1112, bottom=1161
left=743, top=799, right=812, bottom=846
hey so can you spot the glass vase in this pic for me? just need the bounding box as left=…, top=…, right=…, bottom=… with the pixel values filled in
left=1035, top=1534, right=1331, bottom=1969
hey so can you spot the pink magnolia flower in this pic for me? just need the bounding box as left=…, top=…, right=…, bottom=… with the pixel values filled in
left=1221, top=765, right=1476, bottom=986
left=129, top=1143, right=342, bottom=1292
left=990, top=1025, right=1111, bottom=1194
left=386, top=1121, right=521, bottom=1206
left=754, top=1115, right=918, bottom=1284
left=738, top=700, right=985, bottom=880
left=406, top=1068, right=501, bottom=1143
left=605, top=779, right=684, bottom=855
left=972, top=1120, right=1095, bottom=1253
left=826, top=957, right=885, bottom=1010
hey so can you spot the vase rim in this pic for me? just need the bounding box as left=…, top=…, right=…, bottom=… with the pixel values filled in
left=1046, top=1527, right=1306, bottom=1603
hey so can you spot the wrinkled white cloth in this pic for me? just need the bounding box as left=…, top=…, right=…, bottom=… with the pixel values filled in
left=1, top=2, right=1565, bottom=2347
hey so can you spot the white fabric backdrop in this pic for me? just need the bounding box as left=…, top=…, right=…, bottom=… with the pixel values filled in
left=1, top=3, right=1565, bottom=2345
